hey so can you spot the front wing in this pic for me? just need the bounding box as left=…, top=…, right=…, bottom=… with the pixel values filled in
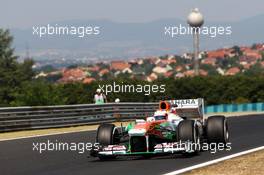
left=91, top=141, right=197, bottom=157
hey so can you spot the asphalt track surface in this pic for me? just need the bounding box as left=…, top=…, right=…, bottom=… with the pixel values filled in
left=1, top=115, right=264, bottom=175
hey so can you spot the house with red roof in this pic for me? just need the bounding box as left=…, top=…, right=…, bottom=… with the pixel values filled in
left=59, top=68, right=86, bottom=83
left=243, top=50, right=262, bottom=60
left=183, top=69, right=208, bottom=77
left=175, top=65, right=183, bottom=72
left=83, top=77, right=96, bottom=84
left=146, top=73, right=158, bottom=82
left=256, top=44, right=264, bottom=51
left=240, top=46, right=250, bottom=52
left=99, top=69, right=110, bottom=77
left=164, top=71, right=173, bottom=78
left=242, top=64, right=251, bottom=70
left=152, top=66, right=168, bottom=74
left=225, top=67, right=240, bottom=76
left=202, top=58, right=217, bottom=66
left=87, top=66, right=100, bottom=72
left=206, top=50, right=227, bottom=59
left=183, top=70, right=195, bottom=77
left=260, top=61, right=264, bottom=68
left=110, top=61, right=131, bottom=71
left=175, top=72, right=185, bottom=78
left=199, top=69, right=208, bottom=76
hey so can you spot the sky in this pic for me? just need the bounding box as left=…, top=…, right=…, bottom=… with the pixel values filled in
left=1, top=0, right=264, bottom=28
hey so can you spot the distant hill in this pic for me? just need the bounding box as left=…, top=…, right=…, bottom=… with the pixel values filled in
left=10, top=14, right=264, bottom=60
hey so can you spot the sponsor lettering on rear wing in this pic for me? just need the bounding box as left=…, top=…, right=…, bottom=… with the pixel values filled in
left=169, top=98, right=205, bottom=120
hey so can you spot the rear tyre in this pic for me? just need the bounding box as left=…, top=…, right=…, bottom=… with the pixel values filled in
left=206, top=115, right=229, bottom=144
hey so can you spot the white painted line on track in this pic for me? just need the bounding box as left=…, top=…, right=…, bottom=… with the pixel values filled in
left=0, top=128, right=96, bottom=142
left=163, top=146, right=264, bottom=175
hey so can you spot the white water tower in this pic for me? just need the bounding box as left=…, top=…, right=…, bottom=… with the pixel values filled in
left=187, top=8, right=204, bottom=76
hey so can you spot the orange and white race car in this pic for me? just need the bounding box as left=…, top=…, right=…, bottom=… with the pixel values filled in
left=90, top=99, right=230, bottom=160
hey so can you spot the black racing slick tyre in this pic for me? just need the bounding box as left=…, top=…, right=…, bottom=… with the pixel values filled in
left=96, top=124, right=119, bottom=146
left=178, top=120, right=200, bottom=155
left=96, top=124, right=119, bottom=160
left=206, top=115, right=229, bottom=144
left=178, top=120, right=198, bottom=143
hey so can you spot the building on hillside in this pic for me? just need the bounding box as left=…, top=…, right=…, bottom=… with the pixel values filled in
left=35, top=71, right=48, bottom=78
left=59, top=68, right=86, bottom=83
left=183, top=70, right=195, bottom=77
left=217, top=67, right=225, bottom=75
left=99, top=69, right=110, bottom=77
left=242, top=63, right=251, bottom=70
left=122, top=67, right=133, bottom=74
left=83, top=77, right=96, bottom=84
left=110, top=61, right=131, bottom=71
left=243, top=50, right=262, bottom=60
left=146, top=73, right=158, bottom=82
left=254, top=44, right=264, bottom=51
left=175, top=72, right=185, bottom=78
left=87, top=66, right=100, bottom=72
left=164, top=71, right=173, bottom=78
left=199, top=69, right=208, bottom=76
left=202, top=58, right=217, bottom=66
left=183, top=69, right=208, bottom=77
left=166, top=65, right=173, bottom=71
left=206, top=49, right=227, bottom=59
left=260, top=61, right=264, bottom=68
left=175, top=65, right=183, bottom=72
left=152, top=66, right=168, bottom=74
left=225, top=67, right=240, bottom=76
left=182, top=53, right=193, bottom=59
left=132, top=66, right=146, bottom=75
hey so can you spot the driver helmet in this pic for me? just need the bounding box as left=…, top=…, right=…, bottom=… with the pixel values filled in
left=153, top=110, right=168, bottom=120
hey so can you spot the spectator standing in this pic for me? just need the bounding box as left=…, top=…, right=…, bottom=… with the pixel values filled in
left=94, top=89, right=107, bottom=104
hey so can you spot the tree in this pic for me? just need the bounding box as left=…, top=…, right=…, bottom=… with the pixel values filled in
left=200, top=64, right=218, bottom=75
left=0, top=29, right=18, bottom=105
left=11, top=80, right=56, bottom=106
left=251, top=43, right=257, bottom=50
left=244, top=63, right=264, bottom=76
left=232, top=46, right=242, bottom=56
left=0, top=29, right=34, bottom=106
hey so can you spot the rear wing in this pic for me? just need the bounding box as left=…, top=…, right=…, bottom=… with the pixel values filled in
left=168, top=98, right=205, bottom=120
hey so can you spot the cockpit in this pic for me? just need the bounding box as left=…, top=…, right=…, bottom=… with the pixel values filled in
left=154, top=115, right=167, bottom=121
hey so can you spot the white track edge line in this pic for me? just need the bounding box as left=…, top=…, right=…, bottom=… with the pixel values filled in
left=163, top=146, right=264, bottom=175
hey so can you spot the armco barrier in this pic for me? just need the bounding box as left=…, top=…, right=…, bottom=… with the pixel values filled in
left=0, top=102, right=263, bottom=132
left=0, top=103, right=158, bottom=132
left=205, top=102, right=264, bottom=113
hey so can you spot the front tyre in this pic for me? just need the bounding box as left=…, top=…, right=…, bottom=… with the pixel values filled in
left=96, top=123, right=119, bottom=145
left=96, top=124, right=119, bottom=160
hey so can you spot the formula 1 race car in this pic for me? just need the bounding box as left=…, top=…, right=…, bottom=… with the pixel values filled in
left=90, top=99, right=229, bottom=160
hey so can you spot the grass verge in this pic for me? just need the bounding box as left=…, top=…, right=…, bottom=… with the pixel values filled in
left=0, top=122, right=130, bottom=141
left=184, top=149, right=264, bottom=175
